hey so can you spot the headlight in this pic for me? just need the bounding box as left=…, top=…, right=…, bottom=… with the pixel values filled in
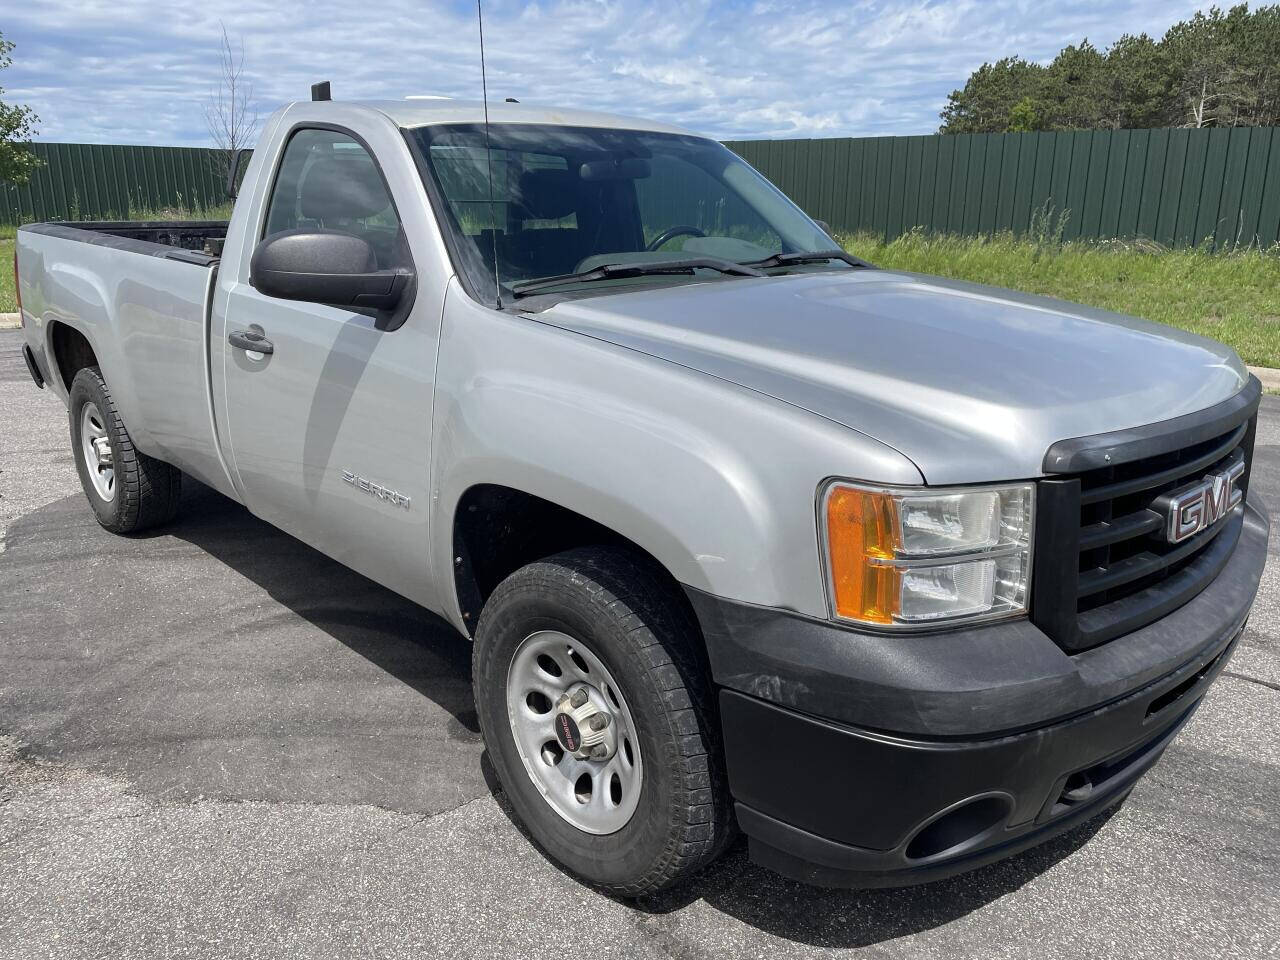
left=820, top=481, right=1034, bottom=628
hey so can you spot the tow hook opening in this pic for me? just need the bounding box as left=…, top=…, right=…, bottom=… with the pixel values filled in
left=1146, top=651, right=1221, bottom=718
left=905, top=794, right=1013, bottom=862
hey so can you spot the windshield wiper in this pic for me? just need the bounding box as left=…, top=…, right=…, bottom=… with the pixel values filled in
left=509, top=257, right=767, bottom=298
left=744, top=249, right=873, bottom=270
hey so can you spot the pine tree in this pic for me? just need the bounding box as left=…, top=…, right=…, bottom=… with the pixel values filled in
left=939, top=4, right=1280, bottom=133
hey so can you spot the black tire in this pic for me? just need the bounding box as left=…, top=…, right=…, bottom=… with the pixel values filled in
left=473, top=546, right=732, bottom=896
left=68, top=366, right=181, bottom=534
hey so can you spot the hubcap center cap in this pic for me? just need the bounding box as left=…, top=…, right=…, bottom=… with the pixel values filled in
left=553, top=685, right=616, bottom=760
left=92, top=436, right=112, bottom=466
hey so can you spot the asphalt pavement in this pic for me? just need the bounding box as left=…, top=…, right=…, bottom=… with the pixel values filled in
left=1, top=327, right=1277, bottom=959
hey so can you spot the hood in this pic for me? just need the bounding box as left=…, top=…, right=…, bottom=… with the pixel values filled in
left=536, top=270, right=1248, bottom=484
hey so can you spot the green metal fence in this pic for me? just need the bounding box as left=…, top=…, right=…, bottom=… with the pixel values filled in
left=727, top=127, right=1280, bottom=250
left=6, top=129, right=1279, bottom=249
left=0, top=142, right=229, bottom=225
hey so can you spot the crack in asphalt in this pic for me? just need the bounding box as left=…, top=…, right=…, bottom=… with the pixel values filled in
left=377, top=793, right=500, bottom=844
left=1222, top=670, right=1280, bottom=694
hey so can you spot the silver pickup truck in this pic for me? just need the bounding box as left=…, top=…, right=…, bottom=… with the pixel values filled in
left=14, top=95, right=1268, bottom=895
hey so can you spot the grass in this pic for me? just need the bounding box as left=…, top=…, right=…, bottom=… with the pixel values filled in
left=1, top=223, right=14, bottom=316
left=841, top=230, right=1280, bottom=369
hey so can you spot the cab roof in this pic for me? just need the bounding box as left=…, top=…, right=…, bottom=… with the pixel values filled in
left=336, top=99, right=700, bottom=137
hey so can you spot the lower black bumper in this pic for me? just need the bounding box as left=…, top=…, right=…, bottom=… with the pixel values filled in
left=689, top=498, right=1267, bottom=888
left=723, top=626, right=1236, bottom=888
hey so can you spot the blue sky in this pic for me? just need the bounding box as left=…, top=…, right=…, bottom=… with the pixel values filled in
left=4, top=0, right=1206, bottom=146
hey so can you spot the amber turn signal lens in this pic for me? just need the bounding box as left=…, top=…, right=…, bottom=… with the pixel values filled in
left=824, top=486, right=900, bottom=624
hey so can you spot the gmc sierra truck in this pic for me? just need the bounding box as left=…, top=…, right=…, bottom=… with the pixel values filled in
left=14, top=95, right=1268, bottom=894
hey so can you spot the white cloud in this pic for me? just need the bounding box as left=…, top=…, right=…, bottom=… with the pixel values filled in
left=3, top=0, right=1206, bottom=146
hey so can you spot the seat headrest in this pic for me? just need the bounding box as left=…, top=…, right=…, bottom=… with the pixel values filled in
left=516, top=168, right=578, bottom=221
left=299, top=154, right=391, bottom=221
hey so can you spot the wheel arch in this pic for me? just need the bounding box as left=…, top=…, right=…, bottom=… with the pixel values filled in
left=450, top=483, right=703, bottom=644
left=48, top=319, right=101, bottom=392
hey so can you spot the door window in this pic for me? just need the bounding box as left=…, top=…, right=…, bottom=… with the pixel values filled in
left=263, top=128, right=408, bottom=270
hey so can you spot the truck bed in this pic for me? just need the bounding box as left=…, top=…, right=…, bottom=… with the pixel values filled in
left=16, top=217, right=235, bottom=499
left=20, top=220, right=228, bottom=265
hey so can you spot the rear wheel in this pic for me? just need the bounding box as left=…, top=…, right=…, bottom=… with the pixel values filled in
left=68, top=366, right=181, bottom=534
left=473, top=546, right=731, bottom=895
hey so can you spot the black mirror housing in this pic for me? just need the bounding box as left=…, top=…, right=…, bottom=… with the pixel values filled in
left=250, top=230, right=413, bottom=313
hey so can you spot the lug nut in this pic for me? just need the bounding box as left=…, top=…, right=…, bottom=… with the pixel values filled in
left=589, top=714, right=610, bottom=731
left=569, top=687, right=589, bottom=708
left=591, top=744, right=609, bottom=759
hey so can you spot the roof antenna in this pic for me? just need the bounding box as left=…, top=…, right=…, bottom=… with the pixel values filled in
left=477, top=0, right=502, bottom=309
left=311, top=81, right=331, bottom=102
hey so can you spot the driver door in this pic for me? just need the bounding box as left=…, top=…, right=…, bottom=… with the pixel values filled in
left=218, top=126, right=436, bottom=603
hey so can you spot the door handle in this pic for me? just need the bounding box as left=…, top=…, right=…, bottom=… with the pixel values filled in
left=228, top=330, right=274, bottom=355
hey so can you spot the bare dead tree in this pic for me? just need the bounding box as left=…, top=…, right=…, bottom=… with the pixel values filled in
left=203, top=23, right=257, bottom=184
left=1187, top=77, right=1218, bottom=128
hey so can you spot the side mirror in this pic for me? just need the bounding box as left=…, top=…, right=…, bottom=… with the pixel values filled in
left=815, top=219, right=834, bottom=238
left=250, top=230, right=413, bottom=313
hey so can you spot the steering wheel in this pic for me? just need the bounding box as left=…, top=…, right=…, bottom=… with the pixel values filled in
left=645, top=225, right=706, bottom=251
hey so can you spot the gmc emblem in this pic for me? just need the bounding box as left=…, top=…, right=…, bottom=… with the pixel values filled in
left=1155, top=458, right=1245, bottom=544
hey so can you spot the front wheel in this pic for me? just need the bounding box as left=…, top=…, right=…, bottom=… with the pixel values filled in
left=472, top=546, right=731, bottom=895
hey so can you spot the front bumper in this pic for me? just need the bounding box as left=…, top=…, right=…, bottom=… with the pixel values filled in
left=688, top=498, right=1268, bottom=888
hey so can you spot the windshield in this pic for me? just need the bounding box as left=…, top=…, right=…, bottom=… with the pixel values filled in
left=407, top=123, right=837, bottom=303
